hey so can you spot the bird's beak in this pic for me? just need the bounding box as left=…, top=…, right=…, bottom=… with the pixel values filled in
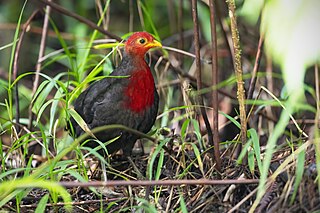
left=146, top=40, right=162, bottom=49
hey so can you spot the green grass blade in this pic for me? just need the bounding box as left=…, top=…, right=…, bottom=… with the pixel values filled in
left=290, top=140, right=306, bottom=204
left=248, top=128, right=262, bottom=174
left=35, top=194, right=49, bottom=213
left=219, top=111, right=241, bottom=129
left=147, top=139, right=169, bottom=180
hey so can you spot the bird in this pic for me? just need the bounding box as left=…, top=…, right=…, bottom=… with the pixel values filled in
left=69, top=32, right=162, bottom=156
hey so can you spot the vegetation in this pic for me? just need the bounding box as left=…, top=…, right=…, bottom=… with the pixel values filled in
left=0, top=0, right=319, bottom=212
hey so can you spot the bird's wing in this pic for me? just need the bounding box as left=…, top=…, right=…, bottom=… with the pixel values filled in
left=73, top=76, right=128, bottom=126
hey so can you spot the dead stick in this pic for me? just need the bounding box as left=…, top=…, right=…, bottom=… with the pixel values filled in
left=28, top=2, right=51, bottom=130
left=38, top=0, right=121, bottom=41
left=209, top=0, right=222, bottom=172
left=13, top=10, right=40, bottom=132
left=191, top=0, right=215, bottom=161
left=56, top=179, right=259, bottom=188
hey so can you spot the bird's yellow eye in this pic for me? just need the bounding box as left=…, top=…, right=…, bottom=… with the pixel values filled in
left=138, top=38, right=146, bottom=44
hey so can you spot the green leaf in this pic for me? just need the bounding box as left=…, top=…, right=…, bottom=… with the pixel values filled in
left=236, top=139, right=251, bottom=165
left=155, top=149, right=164, bottom=180
left=219, top=111, right=241, bottom=129
left=147, top=139, right=169, bottom=180
left=248, top=128, right=262, bottom=174
left=290, top=140, right=306, bottom=204
left=190, top=143, right=204, bottom=175
left=248, top=149, right=255, bottom=174
left=180, top=119, right=190, bottom=141
left=93, top=42, right=125, bottom=49
left=68, top=108, right=95, bottom=138
left=179, top=193, right=188, bottom=213
left=35, top=194, right=49, bottom=213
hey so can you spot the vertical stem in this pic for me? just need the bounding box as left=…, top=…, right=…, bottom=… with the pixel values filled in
left=314, top=64, right=320, bottom=200
left=315, top=65, right=319, bottom=125
left=137, top=0, right=145, bottom=30
left=178, top=0, right=184, bottom=64
left=209, top=0, right=221, bottom=171
left=28, top=1, right=51, bottom=129
left=191, top=0, right=215, bottom=160
left=215, top=0, right=235, bottom=67
left=247, top=35, right=264, bottom=103
left=226, top=0, right=247, bottom=145
left=167, top=0, right=176, bottom=33
left=129, top=0, right=134, bottom=32
left=13, top=10, right=40, bottom=133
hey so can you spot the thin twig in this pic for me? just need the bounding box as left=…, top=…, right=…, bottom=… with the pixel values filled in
left=178, top=0, right=184, bottom=64
left=129, top=0, right=134, bottom=32
left=209, top=0, right=222, bottom=172
left=191, top=0, right=214, bottom=159
left=38, top=0, right=121, bottom=41
left=315, top=65, right=319, bottom=128
left=162, top=46, right=211, bottom=64
left=247, top=35, right=264, bottom=103
left=56, top=179, right=259, bottom=188
left=137, top=0, right=145, bottom=30
left=260, top=86, right=308, bottom=138
left=227, top=186, right=259, bottom=213
left=13, top=10, right=40, bottom=133
left=167, top=0, right=176, bottom=33
left=28, top=2, right=51, bottom=129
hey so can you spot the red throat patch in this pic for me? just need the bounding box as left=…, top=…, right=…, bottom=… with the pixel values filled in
left=124, top=70, right=155, bottom=113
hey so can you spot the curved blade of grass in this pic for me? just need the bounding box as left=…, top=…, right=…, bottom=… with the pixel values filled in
left=67, top=43, right=123, bottom=104
left=93, top=42, right=125, bottom=49
left=155, top=149, right=164, bottom=181
left=49, top=87, right=65, bottom=134
left=191, top=118, right=205, bottom=151
left=190, top=143, right=204, bottom=176
left=0, top=189, right=24, bottom=207
left=67, top=170, right=98, bottom=195
left=261, top=86, right=308, bottom=138
left=68, top=108, right=96, bottom=138
left=248, top=128, right=262, bottom=173
left=31, top=80, right=49, bottom=103
left=290, top=140, right=306, bottom=204
left=32, top=72, right=67, bottom=114
left=81, top=146, right=109, bottom=167
left=0, top=178, right=72, bottom=211
left=36, top=99, right=55, bottom=124
left=0, top=168, right=26, bottom=180
left=219, top=111, right=241, bottom=129
left=248, top=148, right=255, bottom=174
left=147, top=138, right=169, bottom=180
left=35, top=194, right=49, bottom=213
left=179, top=193, right=188, bottom=213
left=7, top=0, right=28, bottom=121
left=180, top=119, right=190, bottom=141
left=236, top=139, right=252, bottom=165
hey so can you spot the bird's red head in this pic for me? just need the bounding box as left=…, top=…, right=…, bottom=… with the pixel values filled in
left=125, top=32, right=162, bottom=57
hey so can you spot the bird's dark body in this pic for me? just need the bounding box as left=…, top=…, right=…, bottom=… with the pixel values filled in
left=70, top=55, right=159, bottom=156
